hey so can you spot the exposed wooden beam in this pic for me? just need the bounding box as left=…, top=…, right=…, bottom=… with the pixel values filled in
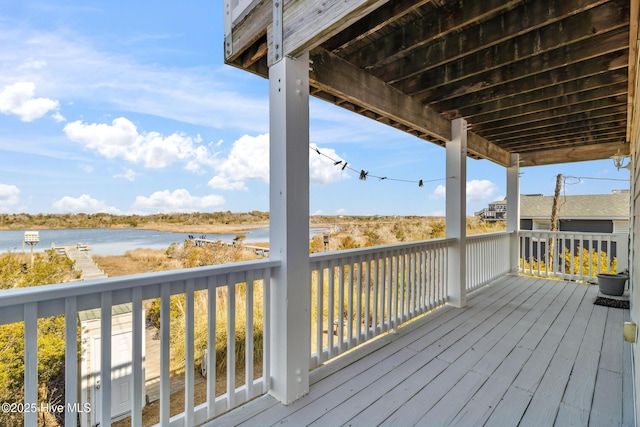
left=309, top=48, right=511, bottom=166
left=470, top=83, right=628, bottom=126
left=225, top=0, right=272, bottom=63
left=225, top=0, right=633, bottom=166
left=475, top=99, right=627, bottom=136
left=281, top=0, right=390, bottom=59
left=322, top=0, right=432, bottom=53
left=345, top=0, right=522, bottom=69
left=519, top=141, right=630, bottom=166
left=494, top=116, right=627, bottom=145
left=444, top=69, right=628, bottom=120
left=407, top=27, right=630, bottom=103
left=508, top=132, right=627, bottom=152
left=379, top=0, right=622, bottom=84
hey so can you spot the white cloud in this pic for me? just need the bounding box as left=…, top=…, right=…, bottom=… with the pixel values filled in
left=431, top=184, right=446, bottom=199
left=208, top=135, right=349, bottom=190
left=309, top=144, right=349, bottom=185
left=0, top=82, right=59, bottom=122
left=208, top=134, right=269, bottom=190
left=51, top=111, right=66, bottom=122
left=114, top=168, right=139, bottom=181
left=52, top=194, right=120, bottom=214
left=430, top=180, right=499, bottom=204
left=134, top=189, right=225, bottom=213
left=79, top=164, right=94, bottom=173
left=63, top=117, right=215, bottom=170
left=17, top=59, right=47, bottom=71
left=467, top=179, right=499, bottom=203
left=207, top=176, right=247, bottom=191
left=0, top=28, right=269, bottom=133
left=0, top=184, right=20, bottom=211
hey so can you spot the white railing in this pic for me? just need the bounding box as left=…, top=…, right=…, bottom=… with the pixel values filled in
left=466, top=232, right=512, bottom=292
left=519, top=230, right=629, bottom=282
left=308, top=239, right=453, bottom=368
left=0, top=234, right=527, bottom=426
left=0, top=259, right=278, bottom=427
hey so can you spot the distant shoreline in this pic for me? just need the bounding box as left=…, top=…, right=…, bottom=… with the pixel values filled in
left=0, top=211, right=349, bottom=234
left=0, top=222, right=336, bottom=234
left=112, top=222, right=270, bottom=234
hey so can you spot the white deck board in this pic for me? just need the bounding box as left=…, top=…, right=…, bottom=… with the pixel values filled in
left=209, top=276, right=633, bottom=427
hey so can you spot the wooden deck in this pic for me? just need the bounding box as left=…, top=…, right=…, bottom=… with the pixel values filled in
left=211, top=275, right=633, bottom=426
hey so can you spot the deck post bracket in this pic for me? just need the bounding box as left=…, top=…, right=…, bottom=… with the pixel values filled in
left=224, top=0, right=233, bottom=59
left=272, top=0, right=283, bottom=63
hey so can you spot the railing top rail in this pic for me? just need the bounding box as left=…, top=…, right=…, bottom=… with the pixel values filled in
left=0, top=258, right=280, bottom=309
left=466, top=231, right=513, bottom=241
left=519, top=230, right=628, bottom=237
left=310, top=237, right=456, bottom=263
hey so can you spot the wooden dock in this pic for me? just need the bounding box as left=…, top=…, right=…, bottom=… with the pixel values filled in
left=56, top=244, right=108, bottom=280
left=190, top=238, right=270, bottom=257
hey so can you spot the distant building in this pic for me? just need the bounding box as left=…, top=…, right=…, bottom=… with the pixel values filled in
left=474, top=199, right=507, bottom=221
left=520, top=193, right=629, bottom=234
left=476, top=192, right=630, bottom=233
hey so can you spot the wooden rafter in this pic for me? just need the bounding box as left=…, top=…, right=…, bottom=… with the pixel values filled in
left=226, top=0, right=635, bottom=166
left=310, top=48, right=511, bottom=166
left=520, top=141, right=630, bottom=166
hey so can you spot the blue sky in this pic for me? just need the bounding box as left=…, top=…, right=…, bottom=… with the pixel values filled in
left=0, top=1, right=630, bottom=217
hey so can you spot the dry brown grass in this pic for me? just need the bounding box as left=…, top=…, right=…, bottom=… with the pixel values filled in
left=96, top=217, right=505, bottom=425
left=93, top=248, right=182, bottom=276
left=111, top=368, right=258, bottom=427
left=135, top=222, right=268, bottom=234
left=94, top=245, right=263, bottom=427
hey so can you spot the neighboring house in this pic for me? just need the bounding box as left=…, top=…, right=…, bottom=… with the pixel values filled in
left=476, top=192, right=630, bottom=234
left=474, top=199, right=507, bottom=221
left=517, top=193, right=629, bottom=263
left=519, top=193, right=630, bottom=234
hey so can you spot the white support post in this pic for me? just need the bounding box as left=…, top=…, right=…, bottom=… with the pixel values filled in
left=507, top=153, right=520, bottom=273
left=615, top=233, right=630, bottom=272
left=446, top=118, right=467, bottom=308
left=268, top=52, right=311, bottom=404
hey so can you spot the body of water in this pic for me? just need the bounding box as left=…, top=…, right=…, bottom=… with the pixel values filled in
left=0, top=227, right=326, bottom=256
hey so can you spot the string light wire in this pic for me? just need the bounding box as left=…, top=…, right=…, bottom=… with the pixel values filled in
left=310, top=144, right=449, bottom=187
left=564, top=175, right=629, bottom=184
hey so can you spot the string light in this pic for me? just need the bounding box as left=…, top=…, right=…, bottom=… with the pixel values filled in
left=310, top=144, right=448, bottom=187
left=564, top=175, right=629, bottom=184
left=559, top=175, right=629, bottom=206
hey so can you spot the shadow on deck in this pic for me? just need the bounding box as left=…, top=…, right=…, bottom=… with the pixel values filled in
left=211, top=275, right=633, bottom=426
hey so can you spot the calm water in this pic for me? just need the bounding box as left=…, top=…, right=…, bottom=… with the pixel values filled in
left=0, top=227, right=326, bottom=256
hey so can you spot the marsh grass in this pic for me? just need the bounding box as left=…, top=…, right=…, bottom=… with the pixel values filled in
left=97, top=216, right=505, bottom=425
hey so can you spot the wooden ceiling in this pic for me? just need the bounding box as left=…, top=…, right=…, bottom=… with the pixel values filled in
left=225, top=0, right=637, bottom=167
